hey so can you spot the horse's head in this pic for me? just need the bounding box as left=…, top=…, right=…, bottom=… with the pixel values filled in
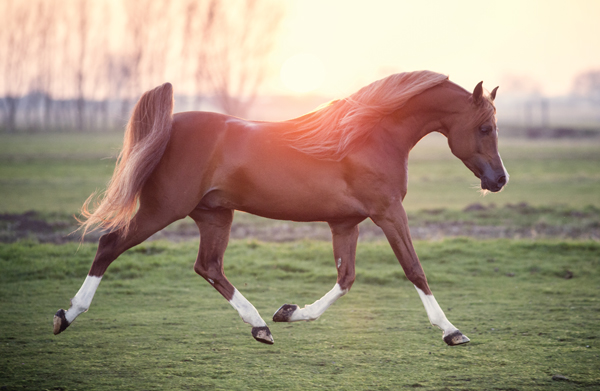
left=445, top=82, right=508, bottom=193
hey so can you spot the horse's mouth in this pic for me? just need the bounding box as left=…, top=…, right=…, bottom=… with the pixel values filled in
left=464, top=159, right=508, bottom=193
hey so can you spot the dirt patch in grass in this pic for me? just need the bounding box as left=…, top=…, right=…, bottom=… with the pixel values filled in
left=0, top=211, right=82, bottom=243
left=2, top=203, right=599, bottom=243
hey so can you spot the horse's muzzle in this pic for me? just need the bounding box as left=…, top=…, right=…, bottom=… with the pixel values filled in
left=481, top=172, right=508, bottom=192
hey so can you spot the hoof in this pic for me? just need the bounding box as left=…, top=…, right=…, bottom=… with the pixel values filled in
left=53, top=309, right=70, bottom=335
left=272, top=304, right=298, bottom=322
left=443, top=330, right=470, bottom=346
left=252, top=326, right=274, bottom=345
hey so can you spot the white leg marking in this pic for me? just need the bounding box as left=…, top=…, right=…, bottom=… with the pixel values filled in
left=337, top=258, right=342, bottom=269
left=414, top=286, right=457, bottom=334
left=229, top=289, right=268, bottom=328
left=65, top=275, right=102, bottom=323
left=290, top=283, right=348, bottom=321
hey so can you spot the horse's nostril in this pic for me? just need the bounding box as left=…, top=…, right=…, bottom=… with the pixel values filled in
left=497, top=175, right=507, bottom=187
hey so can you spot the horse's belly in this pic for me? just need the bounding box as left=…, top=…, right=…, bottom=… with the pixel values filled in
left=242, top=194, right=360, bottom=222
left=199, top=184, right=364, bottom=222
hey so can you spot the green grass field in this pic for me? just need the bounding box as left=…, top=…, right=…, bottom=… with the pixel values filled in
left=1, top=132, right=599, bottom=214
left=405, top=135, right=600, bottom=210
left=1, top=239, right=599, bottom=390
left=1, top=132, right=599, bottom=390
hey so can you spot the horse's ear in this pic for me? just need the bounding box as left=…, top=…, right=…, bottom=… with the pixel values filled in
left=490, top=86, right=499, bottom=101
left=472, top=81, right=484, bottom=105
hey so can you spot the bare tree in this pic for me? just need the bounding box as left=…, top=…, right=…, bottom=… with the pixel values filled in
left=83, top=1, right=115, bottom=131
left=35, top=0, right=58, bottom=132
left=69, top=0, right=91, bottom=131
left=124, top=0, right=283, bottom=117
left=120, top=0, right=174, bottom=118
left=0, top=0, right=37, bottom=132
left=144, top=2, right=173, bottom=90
left=122, top=0, right=149, bottom=100
left=180, top=0, right=217, bottom=107
left=202, top=0, right=283, bottom=117
left=0, top=0, right=286, bottom=132
left=123, top=0, right=172, bottom=96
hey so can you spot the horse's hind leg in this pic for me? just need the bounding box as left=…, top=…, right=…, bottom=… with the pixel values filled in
left=53, top=207, right=181, bottom=335
left=190, top=208, right=274, bottom=344
left=273, top=219, right=360, bottom=322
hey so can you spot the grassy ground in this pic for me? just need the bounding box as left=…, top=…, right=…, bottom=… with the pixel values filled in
left=0, top=132, right=599, bottom=215
left=0, top=133, right=121, bottom=214
left=1, top=239, right=599, bottom=390
left=1, top=132, right=599, bottom=389
left=403, top=134, right=600, bottom=210
left=1, top=132, right=599, bottom=243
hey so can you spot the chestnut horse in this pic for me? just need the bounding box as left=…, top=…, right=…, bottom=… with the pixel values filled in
left=54, top=71, right=508, bottom=345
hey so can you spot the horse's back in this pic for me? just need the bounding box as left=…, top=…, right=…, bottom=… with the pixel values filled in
left=171, top=111, right=229, bottom=141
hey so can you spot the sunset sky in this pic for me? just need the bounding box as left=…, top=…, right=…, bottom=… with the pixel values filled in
left=269, top=0, right=600, bottom=97
left=3, top=0, right=599, bottom=102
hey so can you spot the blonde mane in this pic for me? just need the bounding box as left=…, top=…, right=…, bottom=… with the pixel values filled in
left=281, top=70, right=449, bottom=161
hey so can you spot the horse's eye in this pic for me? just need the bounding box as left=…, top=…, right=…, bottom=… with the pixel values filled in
left=480, top=125, right=493, bottom=134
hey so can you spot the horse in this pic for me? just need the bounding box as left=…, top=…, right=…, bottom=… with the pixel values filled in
left=53, top=70, right=508, bottom=346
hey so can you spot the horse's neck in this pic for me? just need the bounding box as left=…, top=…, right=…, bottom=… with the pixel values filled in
left=386, top=82, right=469, bottom=150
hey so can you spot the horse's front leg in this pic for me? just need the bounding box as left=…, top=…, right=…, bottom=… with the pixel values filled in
left=190, top=208, right=273, bottom=344
left=372, top=203, right=470, bottom=346
left=273, top=219, right=361, bottom=323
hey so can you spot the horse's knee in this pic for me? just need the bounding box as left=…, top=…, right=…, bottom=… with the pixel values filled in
left=193, top=260, right=235, bottom=299
left=193, top=262, right=207, bottom=277
left=193, top=261, right=222, bottom=282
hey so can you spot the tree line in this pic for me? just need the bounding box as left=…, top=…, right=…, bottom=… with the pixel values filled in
left=0, top=0, right=283, bottom=133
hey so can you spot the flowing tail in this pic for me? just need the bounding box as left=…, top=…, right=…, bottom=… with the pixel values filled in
left=79, top=82, right=174, bottom=238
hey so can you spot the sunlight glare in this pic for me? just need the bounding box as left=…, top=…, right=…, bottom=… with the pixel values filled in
left=280, top=53, right=325, bottom=94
